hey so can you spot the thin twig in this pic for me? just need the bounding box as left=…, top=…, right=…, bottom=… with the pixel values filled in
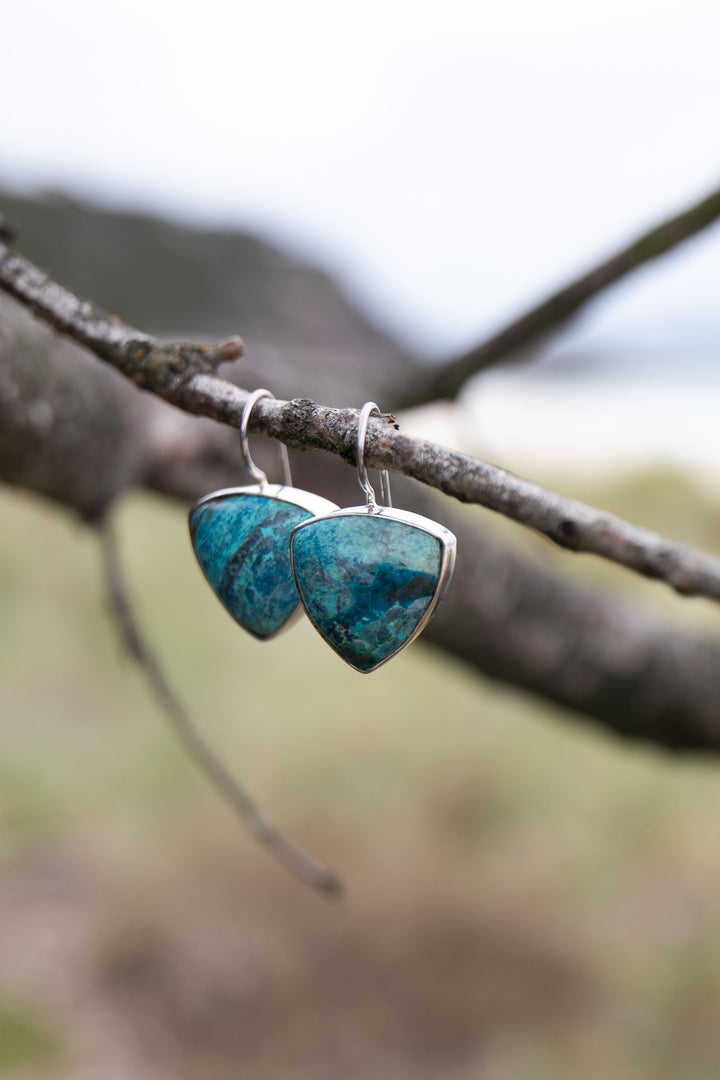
left=392, top=182, right=720, bottom=406
left=100, top=514, right=343, bottom=899
left=3, top=243, right=720, bottom=606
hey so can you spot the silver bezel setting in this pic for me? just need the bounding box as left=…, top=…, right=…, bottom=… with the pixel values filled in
left=190, top=483, right=339, bottom=521
left=189, top=484, right=340, bottom=640
left=290, top=504, right=457, bottom=672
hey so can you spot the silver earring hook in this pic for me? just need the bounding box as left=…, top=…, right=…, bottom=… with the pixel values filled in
left=356, top=401, right=392, bottom=511
left=240, top=388, right=293, bottom=490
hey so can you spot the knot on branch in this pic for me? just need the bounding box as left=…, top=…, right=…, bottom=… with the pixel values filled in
left=556, top=518, right=580, bottom=549
left=127, top=337, right=245, bottom=392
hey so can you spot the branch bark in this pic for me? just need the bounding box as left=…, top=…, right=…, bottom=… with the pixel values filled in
left=0, top=244, right=245, bottom=392
left=418, top=490, right=720, bottom=752
left=2, top=243, right=720, bottom=606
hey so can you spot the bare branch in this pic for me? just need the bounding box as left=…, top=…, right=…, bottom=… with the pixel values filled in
left=393, top=182, right=720, bottom=407
left=417, top=488, right=720, bottom=752
left=3, top=243, right=720, bottom=606
left=100, top=514, right=343, bottom=898
left=4, top=280, right=720, bottom=752
left=0, top=244, right=245, bottom=392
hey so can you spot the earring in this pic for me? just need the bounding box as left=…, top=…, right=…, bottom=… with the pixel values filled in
left=290, top=402, right=457, bottom=672
left=189, top=389, right=338, bottom=640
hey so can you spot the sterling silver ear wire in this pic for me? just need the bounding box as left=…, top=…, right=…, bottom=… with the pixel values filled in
left=356, top=401, right=393, bottom=510
left=240, top=387, right=293, bottom=489
left=189, top=389, right=338, bottom=640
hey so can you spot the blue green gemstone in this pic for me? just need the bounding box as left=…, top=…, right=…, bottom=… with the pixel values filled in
left=291, top=514, right=443, bottom=672
left=189, top=493, right=313, bottom=639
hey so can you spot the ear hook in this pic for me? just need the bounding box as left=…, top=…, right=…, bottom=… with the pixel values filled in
left=240, top=389, right=293, bottom=490
left=356, top=401, right=392, bottom=511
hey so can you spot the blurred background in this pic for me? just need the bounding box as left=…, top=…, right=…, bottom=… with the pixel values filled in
left=2, top=1, right=720, bottom=1076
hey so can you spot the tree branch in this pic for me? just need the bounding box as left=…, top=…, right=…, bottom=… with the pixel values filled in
left=392, top=181, right=720, bottom=407
left=418, top=488, right=720, bottom=752
left=101, top=513, right=343, bottom=898
left=0, top=244, right=245, bottom=392
left=2, top=243, right=720, bottom=606
left=5, top=282, right=720, bottom=753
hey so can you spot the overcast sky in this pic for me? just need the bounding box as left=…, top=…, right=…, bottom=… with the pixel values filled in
left=3, top=0, right=720, bottom=354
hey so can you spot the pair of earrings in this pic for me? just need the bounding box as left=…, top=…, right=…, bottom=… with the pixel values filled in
left=189, top=390, right=457, bottom=673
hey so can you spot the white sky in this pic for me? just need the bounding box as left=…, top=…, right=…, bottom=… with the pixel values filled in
left=3, top=0, right=720, bottom=353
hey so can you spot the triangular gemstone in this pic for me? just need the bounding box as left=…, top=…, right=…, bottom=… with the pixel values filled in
left=190, top=491, right=315, bottom=639
left=290, top=512, right=447, bottom=672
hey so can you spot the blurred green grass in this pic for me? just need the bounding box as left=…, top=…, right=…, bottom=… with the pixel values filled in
left=2, top=471, right=720, bottom=1078
left=0, top=994, right=61, bottom=1072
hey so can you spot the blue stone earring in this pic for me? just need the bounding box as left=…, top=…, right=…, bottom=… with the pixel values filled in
left=189, top=389, right=338, bottom=640
left=290, top=402, right=457, bottom=672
